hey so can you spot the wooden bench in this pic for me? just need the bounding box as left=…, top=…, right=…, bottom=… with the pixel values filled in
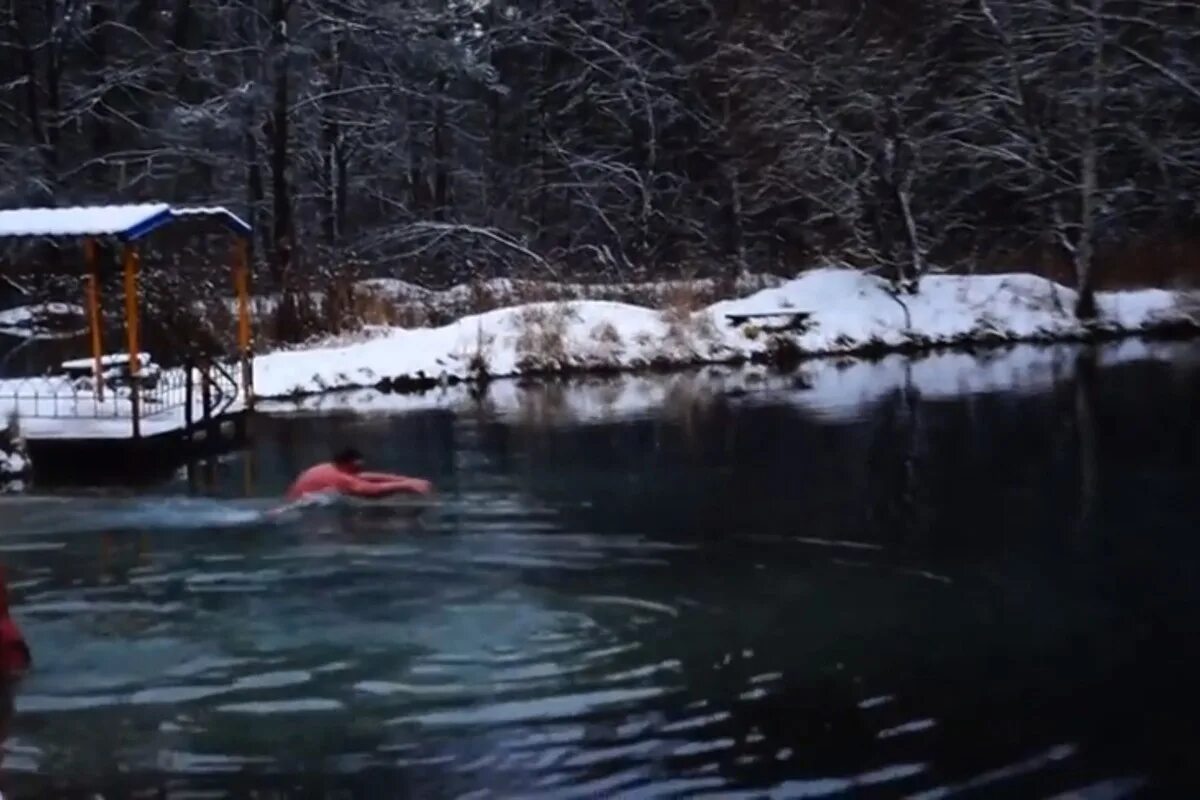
left=725, top=310, right=812, bottom=331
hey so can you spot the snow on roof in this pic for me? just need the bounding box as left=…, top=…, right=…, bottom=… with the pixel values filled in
left=0, top=204, right=170, bottom=239
left=171, top=206, right=252, bottom=236
left=0, top=203, right=250, bottom=241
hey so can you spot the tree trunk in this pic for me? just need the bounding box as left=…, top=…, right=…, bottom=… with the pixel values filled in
left=433, top=75, right=449, bottom=223
left=87, top=1, right=112, bottom=191
left=170, top=0, right=195, bottom=101
left=722, top=89, right=746, bottom=278
left=14, top=5, right=46, bottom=168
left=269, top=0, right=293, bottom=284
left=1074, top=0, right=1105, bottom=320
left=407, top=94, right=424, bottom=212
left=43, top=0, right=61, bottom=175
left=238, top=1, right=266, bottom=265
left=320, top=33, right=344, bottom=250
left=246, top=132, right=266, bottom=264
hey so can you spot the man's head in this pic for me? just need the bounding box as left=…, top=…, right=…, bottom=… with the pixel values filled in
left=332, top=447, right=365, bottom=473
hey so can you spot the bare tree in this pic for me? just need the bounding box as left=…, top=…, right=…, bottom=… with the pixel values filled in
left=0, top=0, right=1196, bottom=313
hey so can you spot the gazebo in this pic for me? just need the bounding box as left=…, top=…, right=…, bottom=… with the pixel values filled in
left=0, top=203, right=255, bottom=477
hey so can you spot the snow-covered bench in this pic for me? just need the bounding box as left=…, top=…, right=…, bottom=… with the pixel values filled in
left=724, top=311, right=812, bottom=331
left=60, top=353, right=161, bottom=389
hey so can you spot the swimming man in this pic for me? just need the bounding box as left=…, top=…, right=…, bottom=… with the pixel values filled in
left=286, top=447, right=433, bottom=501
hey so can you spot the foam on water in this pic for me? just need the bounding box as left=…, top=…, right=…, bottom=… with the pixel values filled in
left=0, top=491, right=363, bottom=537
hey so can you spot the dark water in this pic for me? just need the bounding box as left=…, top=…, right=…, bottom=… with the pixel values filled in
left=2, top=342, right=1200, bottom=798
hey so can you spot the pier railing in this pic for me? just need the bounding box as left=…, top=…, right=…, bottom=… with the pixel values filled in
left=0, top=356, right=243, bottom=439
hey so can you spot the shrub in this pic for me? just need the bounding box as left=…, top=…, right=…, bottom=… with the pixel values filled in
left=514, top=303, right=581, bottom=370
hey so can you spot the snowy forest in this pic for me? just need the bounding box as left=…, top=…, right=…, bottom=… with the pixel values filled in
left=1, top=0, right=1198, bottom=319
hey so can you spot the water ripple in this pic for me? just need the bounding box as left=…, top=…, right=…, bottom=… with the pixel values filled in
left=0, top=363, right=1183, bottom=798
left=216, top=699, right=345, bottom=714
left=393, top=686, right=671, bottom=727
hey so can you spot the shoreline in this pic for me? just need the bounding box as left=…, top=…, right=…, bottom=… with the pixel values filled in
left=257, top=333, right=1200, bottom=425
left=3, top=267, right=1198, bottom=408
left=263, top=317, right=1200, bottom=404
left=253, top=269, right=1200, bottom=404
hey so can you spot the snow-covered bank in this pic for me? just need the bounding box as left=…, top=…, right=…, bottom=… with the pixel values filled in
left=257, top=339, right=1199, bottom=426
left=253, top=269, right=1198, bottom=400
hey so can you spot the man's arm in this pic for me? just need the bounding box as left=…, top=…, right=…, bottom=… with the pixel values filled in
left=336, top=472, right=431, bottom=498
left=358, top=472, right=432, bottom=493
left=358, top=471, right=408, bottom=483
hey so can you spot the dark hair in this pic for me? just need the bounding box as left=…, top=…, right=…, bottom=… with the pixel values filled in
left=333, top=447, right=364, bottom=467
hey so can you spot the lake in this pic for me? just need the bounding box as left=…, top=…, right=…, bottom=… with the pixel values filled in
left=1, top=340, right=1199, bottom=798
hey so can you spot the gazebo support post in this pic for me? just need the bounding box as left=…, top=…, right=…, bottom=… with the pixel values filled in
left=83, top=238, right=105, bottom=402
left=233, top=238, right=254, bottom=410
left=122, top=243, right=142, bottom=438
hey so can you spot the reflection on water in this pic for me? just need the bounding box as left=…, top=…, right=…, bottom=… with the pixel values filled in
left=2, top=341, right=1200, bottom=796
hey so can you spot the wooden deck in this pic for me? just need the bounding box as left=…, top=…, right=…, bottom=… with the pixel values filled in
left=23, top=409, right=250, bottom=483
left=2, top=355, right=253, bottom=483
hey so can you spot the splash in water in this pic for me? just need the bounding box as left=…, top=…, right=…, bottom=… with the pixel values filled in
left=0, top=490, right=435, bottom=538
left=0, top=495, right=310, bottom=537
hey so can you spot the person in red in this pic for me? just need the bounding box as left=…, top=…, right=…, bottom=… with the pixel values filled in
left=286, top=447, right=433, bottom=502
left=0, top=566, right=30, bottom=678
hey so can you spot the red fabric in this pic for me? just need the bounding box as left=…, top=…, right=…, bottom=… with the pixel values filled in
left=0, top=619, right=28, bottom=676
left=0, top=568, right=29, bottom=677
left=286, top=463, right=417, bottom=501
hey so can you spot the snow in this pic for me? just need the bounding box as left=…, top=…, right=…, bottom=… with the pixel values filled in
left=170, top=206, right=252, bottom=235
left=15, top=403, right=243, bottom=440
left=253, top=300, right=676, bottom=398
left=60, top=353, right=151, bottom=371
left=0, top=302, right=85, bottom=340
left=1, top=449, right=26, bottom=475
left=705, top=270, right=1174, bottom=347
left=1, top=415, right=28, bottom=484
left=0, top=303, right=83, bottom=328
left=252, top=269, right=1196, bottom=400
left=0, top=204, right=170, bottom=239
left=0, top=203, right=250, bottom=241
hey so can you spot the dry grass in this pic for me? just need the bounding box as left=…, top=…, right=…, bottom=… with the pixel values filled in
left=513, top=302, right=581, bottom=370
left=201, top=268, right=778, bottom=353
left=660, top=277, right=720, bottom=354
left=590, top=320, right=623, bottom=347
left=658, top=272, right=711, bottom=316
left=345, top=286, right=431, bottom=329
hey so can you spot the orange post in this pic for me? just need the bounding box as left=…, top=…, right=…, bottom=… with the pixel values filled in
left=83, top=238, right=104, bottom=401
left=233, top=238, right=253, bottom=408
left=122, top=244, right=141, bottom=438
